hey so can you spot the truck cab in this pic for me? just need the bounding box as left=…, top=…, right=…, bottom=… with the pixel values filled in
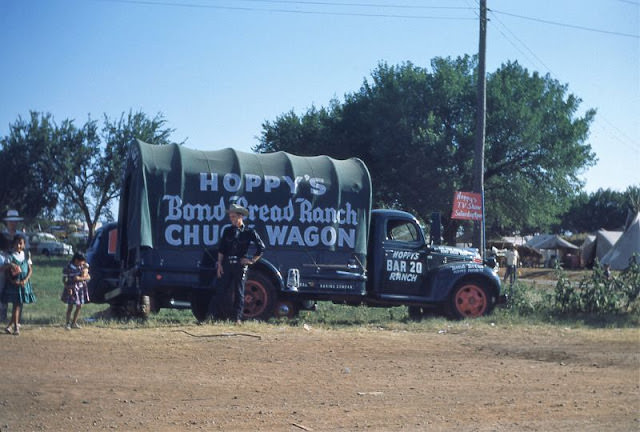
left=366, top=209, right=501, bottom=319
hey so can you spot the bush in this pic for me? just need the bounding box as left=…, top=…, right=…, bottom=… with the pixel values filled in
left=554, top=256, right=640, bottom=315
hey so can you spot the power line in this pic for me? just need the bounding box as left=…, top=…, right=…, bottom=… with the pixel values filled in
left=230, top=0, right=473, bottom=10
left=482, top=4, right=639, bottom=156
left=94, top=0, right=477, bottom=20
left=486, top=9, right=554, bottom=74
left=491, top=9, right=640, bottom=39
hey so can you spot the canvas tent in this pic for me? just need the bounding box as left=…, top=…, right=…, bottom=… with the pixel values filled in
left=527, top=235, right=579, bottom=251
left=601, top=213, right=640, bottom=270
left=578, top=229, right=624, bottom=268
left=579, top=234, right=596, bottom=267
left=526, top=234, right=579, bottom=268
left=595, top=229, right=623, bottom=262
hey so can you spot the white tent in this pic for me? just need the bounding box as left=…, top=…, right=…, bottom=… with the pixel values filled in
left=601, top=213, right=640, bottom=270
left=579, top=234, right=596, bottom=267
left=595, top=229, right=623, bottom=261
left=526, top=234, right=579, bottom=268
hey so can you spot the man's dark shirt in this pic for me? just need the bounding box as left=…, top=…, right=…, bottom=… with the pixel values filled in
left=218, top=224, right=265, bottom=259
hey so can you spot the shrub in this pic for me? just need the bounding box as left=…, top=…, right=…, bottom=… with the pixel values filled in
left=553, top=256, right=640, bottom=315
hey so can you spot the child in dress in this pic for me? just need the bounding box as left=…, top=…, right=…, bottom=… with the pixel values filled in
left=61, top=252, right=90, bottom=330
left=2, top=234, right=35, bottom=335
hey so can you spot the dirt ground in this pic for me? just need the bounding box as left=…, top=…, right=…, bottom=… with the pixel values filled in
left=1, top=320, right=638, bottom=432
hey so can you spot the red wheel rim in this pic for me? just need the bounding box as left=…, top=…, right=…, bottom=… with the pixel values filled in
left=454, top=283, right=488, bottom=317
left=243, top=279, right=268, bottom=318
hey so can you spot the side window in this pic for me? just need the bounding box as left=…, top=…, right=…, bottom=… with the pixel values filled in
left=387, top=220, right=420, bottom=243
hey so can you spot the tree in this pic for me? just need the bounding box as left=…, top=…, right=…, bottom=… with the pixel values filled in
left=561, top=186, right=640, bottom=233
left=256, top=57, right=596, bottom=244
left=0, top=112, right=60, bottom=221
left=484, top=62, right=596, bottom=235
left=0, top=110, right=177, bottom=241
left=52, top=110, right=177, bottom=241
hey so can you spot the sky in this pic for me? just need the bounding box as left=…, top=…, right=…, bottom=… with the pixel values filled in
left=1, top=0, right=638, bottom=194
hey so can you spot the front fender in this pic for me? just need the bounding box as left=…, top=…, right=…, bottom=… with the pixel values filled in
left=427, top=262, right=501, bottom=302
left=250, top=258, right=285, bottom=292
left=197, top=253, right=284, bottom=293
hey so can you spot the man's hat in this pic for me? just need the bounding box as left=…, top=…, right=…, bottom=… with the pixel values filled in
left=3, top=209, right=23, bottom=222
left=227, top=203, right=249, bottom=216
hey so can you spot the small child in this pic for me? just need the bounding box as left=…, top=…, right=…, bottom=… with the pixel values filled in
left=2, top=234, right=35, bottom=335
left=61, top=252, right=91, bottom=330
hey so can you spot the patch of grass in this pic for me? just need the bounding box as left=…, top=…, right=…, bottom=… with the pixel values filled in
left=18, top=255, right=640, bottom=330
left=22, top=256, right=105, bottom=326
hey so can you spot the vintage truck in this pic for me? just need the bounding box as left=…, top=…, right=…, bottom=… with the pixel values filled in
left=87, top=140, right=501, bottom=321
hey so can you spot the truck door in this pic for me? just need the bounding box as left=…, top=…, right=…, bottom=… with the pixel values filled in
left=379, top=218, right=427, bottom=297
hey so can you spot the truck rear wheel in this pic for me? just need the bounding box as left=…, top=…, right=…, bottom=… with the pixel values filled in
left=448, top=280, right=491, bottom=319
left=191, top=291, right=213, bottom=322
left=243, top=271, right=276, bottom=321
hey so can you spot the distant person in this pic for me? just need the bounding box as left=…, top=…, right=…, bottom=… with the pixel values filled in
left=2, top=234, right=35, bottom=335
left=1, top=209, right=24, bottom=320
left=212, top=203, right=264, bottom=324
left=61, top=252, right=91, bottom=330
left=503, top=245, right=519, bottom=284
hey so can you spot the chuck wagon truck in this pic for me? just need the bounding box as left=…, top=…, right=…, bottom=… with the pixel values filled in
left=87, top=140, right=501, bottom=321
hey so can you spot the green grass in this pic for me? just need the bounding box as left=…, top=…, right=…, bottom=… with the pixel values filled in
left=18, top=256, right=639, bottom=330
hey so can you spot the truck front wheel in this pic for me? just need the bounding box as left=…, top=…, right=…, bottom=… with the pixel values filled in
left=243, top=271, right=276, bottom=321
left=448, top=280, right=491, bottom=319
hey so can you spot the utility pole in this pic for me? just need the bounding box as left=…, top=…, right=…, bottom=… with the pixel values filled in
left=472, top=0, right=487, bottom=258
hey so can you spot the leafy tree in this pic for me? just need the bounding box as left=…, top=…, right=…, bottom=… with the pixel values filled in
left=561, top=186, right=640, bottom=233
left=0, top=110, right=177, bottom=241
left=52, top=110, right=177, bottom=241
left=256, top=56, right=596, bottom=244
left=484, top=62, right=596, bottom=235
left=0, top=112, right=60, bottom=221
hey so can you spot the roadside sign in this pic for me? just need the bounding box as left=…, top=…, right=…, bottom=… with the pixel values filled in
left=451, top=191, right=483, bottom=221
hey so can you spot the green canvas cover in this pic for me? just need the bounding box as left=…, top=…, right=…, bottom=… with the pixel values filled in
left=117, top=140, right=372, bottom=261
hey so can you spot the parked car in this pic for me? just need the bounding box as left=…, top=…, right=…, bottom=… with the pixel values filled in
left=28, top=232, right=73, bottom=256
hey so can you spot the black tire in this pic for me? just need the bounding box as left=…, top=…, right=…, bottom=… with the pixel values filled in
left=89, top=280, right=110, bottom=303
left=42, top=249, right=50, bottom=257
left=274, top=299, right=299, bottom=318
left=448, top=279, right=492, bottom=319
left=190, top=291, right=213, bottom=322
left=243, top=270, right=276, bottom=321
left=407, top=306, right=424, bottom=321
left=149, top=295, right=161, bottom=314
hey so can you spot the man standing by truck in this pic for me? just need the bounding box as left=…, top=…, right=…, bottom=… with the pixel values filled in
left=214, top=203, right=265, bottom=324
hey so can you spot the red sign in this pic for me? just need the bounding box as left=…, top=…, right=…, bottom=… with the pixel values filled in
left=451, top=191, right=483, bottom=221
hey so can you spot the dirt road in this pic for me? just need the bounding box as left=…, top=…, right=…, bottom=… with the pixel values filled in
left=1, top=322, right=638, bottom=431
